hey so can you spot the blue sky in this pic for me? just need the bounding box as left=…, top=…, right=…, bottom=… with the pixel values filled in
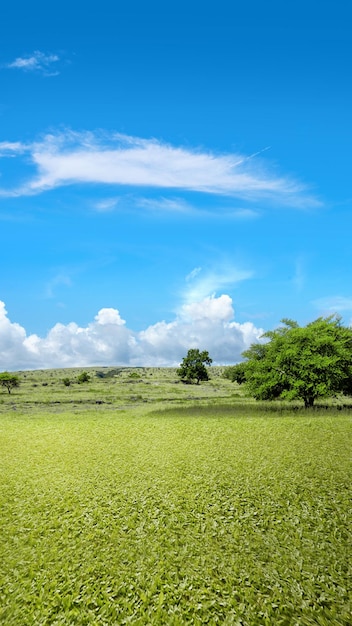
left=1, top=0, right=351, bottom=369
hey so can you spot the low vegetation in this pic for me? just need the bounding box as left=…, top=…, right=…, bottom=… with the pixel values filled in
left=0, top=366, right=351, bottom=624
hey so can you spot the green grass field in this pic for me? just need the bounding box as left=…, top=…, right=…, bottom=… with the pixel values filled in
left=0, top=368, right=351, bottom=625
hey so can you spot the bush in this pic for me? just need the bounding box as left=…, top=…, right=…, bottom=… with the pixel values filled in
left=77, top=371, right=90, bottom=384
left=223, top=363, right=247, bottom=384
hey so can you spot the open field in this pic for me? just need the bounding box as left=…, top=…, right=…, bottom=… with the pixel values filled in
left=0, top=368, right=351, bottom=624
left=0, top=366, right=245, bottom=414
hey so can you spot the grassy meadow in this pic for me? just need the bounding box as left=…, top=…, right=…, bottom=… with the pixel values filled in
left=0, top=367, right=351, bottom=625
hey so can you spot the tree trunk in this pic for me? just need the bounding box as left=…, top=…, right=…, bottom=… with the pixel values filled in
left=304, top=396, right=314, bottom=408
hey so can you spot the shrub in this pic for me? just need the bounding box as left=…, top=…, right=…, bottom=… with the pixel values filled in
left=77, top=371, right=90, bottom=384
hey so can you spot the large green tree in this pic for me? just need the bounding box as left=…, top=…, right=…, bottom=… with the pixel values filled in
left=0, top=372, right=20, bottom=394
left=177, top=349, right=212, bottom=384
left=242, top=316, right=352, bottom=408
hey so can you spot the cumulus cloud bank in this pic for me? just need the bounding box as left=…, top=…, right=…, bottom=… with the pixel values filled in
left=0, top=296, right=264, bottom=371
left=0, top=131, right=319, bottom=207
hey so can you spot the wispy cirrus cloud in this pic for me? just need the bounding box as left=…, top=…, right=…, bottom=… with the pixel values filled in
left=5, top=51, right=61, bottom=76
left=93, top=197, right=120, bottom=212
left=0, top=141, right=27, bottom=155
left=182, top=265, right=253, bottom=303
left=136, top=199, right=261, bottom=219
left=136, top=196, right=194, bottom=213
left=186, top=267, right=202, bottom=282
left=231, top=208, right=260, bottom=219
left=312, top=295, right=352, bottom=314
left=45, top=273, right=72, bottom=299
left=0, top=130, right=321, bottom=207
left=292, top=256, right=305, bottom=292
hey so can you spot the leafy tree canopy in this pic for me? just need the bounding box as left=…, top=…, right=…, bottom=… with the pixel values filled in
left=242, top=316, right=352, bottom=408
left=0, top=372, right=20, bottom=394
left=177, top=349, right=212, bottom=385
left=223, top=363, right=247, bottom=384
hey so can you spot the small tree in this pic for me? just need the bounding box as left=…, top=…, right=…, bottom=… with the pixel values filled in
left=242, top=316, right=352, bottom=408
left=0, top=372, right=20, bottom=394
left=77, top=371, right=90, bottom=384
left=177, top=349, right=212, bottom=384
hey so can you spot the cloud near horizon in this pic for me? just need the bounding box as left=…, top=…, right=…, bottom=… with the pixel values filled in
left=0, top=131, right=320, bottom=207
left=0, top=296, right=264, bottom=371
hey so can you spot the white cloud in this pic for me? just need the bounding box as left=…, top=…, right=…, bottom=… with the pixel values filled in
left=0, top=141, right=27, bottom=156
left=186, top=267, right=202, bottom=282
left=312, top=296, right=352, bottom=314
left=0, top=130, right=320, bottom=207
left=231, top=208, right=260, bottom=219
left=95, top=308, right=125, bottom=325
left=182, top=265, right=253, bottom=303
left=5, top=51, right=60, bottom=76
left=181, top=294, right=234, bottom=322
left=0, top=296, right=264, bottom=370
left=94, top=197, right=120, bottom=212
left=128, top=294, right=264, bottom=366
left=136, top=199, right=261, bottom=219
left=0, top=302, right=29, bottom=367
left=292, top=257, right=305, bottom=292
left=45, top=273, right=72, bottom=298
left=137, top=197, right=193, bottom=213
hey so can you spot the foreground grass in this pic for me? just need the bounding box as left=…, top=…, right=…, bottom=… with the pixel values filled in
left=0, top=406, right=350, bottom=625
